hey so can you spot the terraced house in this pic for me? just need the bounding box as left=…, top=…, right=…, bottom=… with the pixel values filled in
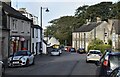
left=0, top=0, right=32, bottom=65
left=72, top=18, right=112, bottom=51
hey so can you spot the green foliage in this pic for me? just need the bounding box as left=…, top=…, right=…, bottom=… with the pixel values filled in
left=88, top=39, right=112, bottom=53
left=44, top=1, right=120, bottom=46
left=108, top=39, right=112, bottom=45
left=88, top=44, right=111, bottom=53
left=75, top=1, right=120, bottom=21
left=89, top=39, right=104, bottom=45
left=44, top=16, right=85, bottom=45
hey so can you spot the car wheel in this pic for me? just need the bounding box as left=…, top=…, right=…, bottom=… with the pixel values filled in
left=26, top=59, right=29, bottom=66
left=32, top=59, right=35, bottom=65
left=8, top=63, right=13, bottom=68
left=86, top=59, right=89, bottom=63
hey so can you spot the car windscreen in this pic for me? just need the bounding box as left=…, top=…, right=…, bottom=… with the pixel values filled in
left=109, top=55, right=120, bottom=70
left=14, top=51, right=28, bottom=56
left=71, top=48, right=75, bottom=51
left=89, top=51, right=100, bottom=54
left=51, top=49, right=58, bottom=52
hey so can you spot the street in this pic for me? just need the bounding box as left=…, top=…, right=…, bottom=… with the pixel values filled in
left=5, top=51, right=97, bottom=76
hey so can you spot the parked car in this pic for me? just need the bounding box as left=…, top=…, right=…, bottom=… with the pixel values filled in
left=0, top=61, right=5, bottom=77
left=8, top=50, right=35, bottom=67
left=50, top=49, right=60, bottom=56
left=58, top=48, right=62, bottom=54
left=69, top=48, right=76, bottom=52
left=64, top=46, right=68, bottom=51
left=86, top=50, right=101, bottom=62
left=59, top=45, right=65, bottom=52
left=109, top=67, right=120, bottom=77
left=77, top=48, right=85, bottom=54
left=95, top=51, right=120, bottom=76
left=64, top=46, right=71, bottom=52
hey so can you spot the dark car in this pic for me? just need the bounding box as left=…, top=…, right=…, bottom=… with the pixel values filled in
left=95, top=50, right=120, bottom=77
left=77, top=48, right=85, bottom=54
left=69, top=48, right=76, bottom=52
left=109, top=67, right=120, bottom=77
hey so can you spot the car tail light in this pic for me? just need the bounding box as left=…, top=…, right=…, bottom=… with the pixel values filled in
left=103, top=60, right=108, bottom=66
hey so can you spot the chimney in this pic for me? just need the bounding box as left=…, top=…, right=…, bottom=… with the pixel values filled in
left=19, top=8, right=27, bottom=13
left=108, top=19, right=114, bottom=31
left=96, top=17, right=101, bottom=23
left=86, top=19, right=91, bottom=25
left=1, top=0, right=11, bottom=6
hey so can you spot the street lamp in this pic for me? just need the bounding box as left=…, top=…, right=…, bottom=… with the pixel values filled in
left=40, top=7, right=49, bottom=28
left=40, top=7, right=49, bottom=54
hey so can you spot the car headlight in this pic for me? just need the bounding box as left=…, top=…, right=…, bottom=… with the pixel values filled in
left=21, top=57, right=26, bottom=61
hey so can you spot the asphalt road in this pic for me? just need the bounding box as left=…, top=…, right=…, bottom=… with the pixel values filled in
left=5, top=51, right=97, bottom=76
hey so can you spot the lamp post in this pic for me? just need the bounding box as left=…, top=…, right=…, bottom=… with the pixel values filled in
left=40, top=7, right=49, bottom=54
left=40, top=7, right=49, bottom=28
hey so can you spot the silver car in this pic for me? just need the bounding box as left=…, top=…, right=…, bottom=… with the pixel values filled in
left=50, top=49, right=60, bottom=56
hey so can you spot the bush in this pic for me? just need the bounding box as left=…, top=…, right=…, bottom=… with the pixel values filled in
left=88, top=39, right=112, bottom=53
left=88, top=44, right=111, bottom=53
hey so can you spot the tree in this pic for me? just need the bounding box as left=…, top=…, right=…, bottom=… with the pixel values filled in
left=44, top=16, right=84, bottom=45
left=75, top=2, right=115, bottom=21
left=44, top=1, right=120, bottom=46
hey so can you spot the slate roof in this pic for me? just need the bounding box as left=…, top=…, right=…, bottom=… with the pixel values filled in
left=2, top=2, right=32, bottom=21
left=74, top=22, right=103, bottom=32
left=112, top=20, right=120, bottom=34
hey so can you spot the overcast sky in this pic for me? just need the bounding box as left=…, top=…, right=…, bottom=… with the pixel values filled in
left=11, top=0, right=119, bottom=29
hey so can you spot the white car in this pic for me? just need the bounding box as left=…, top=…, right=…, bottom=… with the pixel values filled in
left=8, top=50, right=35, bottom=67
left=86, top=50, right=102, bottom=62
left=50, top=49, right=60, bottom=56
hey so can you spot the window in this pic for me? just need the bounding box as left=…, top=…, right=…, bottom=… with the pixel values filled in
left=12, top=19, right=17, bottom=30
left=32, top=28, right=34, bottom=38
left=21, top=21, right=24, bottom=33
left=110, top=55, right=120, bottom=70
left=32, top=43, right=34, bottom=53
left=104, top=33, right=107, bottom=36
left=36, top=29, right=38, bottom=38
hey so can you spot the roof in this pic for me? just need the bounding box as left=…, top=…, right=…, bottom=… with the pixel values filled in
left=32, top=25, right=42, bottom=29
left=109, top=52, right=120, bottom=56
left=89, top=50, right=101, bottom=52
left=73, top=22, right=103, bottom=32
left=2, top=2, right=32, bottom=21
left=112, top=20, right=120, bottom=34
